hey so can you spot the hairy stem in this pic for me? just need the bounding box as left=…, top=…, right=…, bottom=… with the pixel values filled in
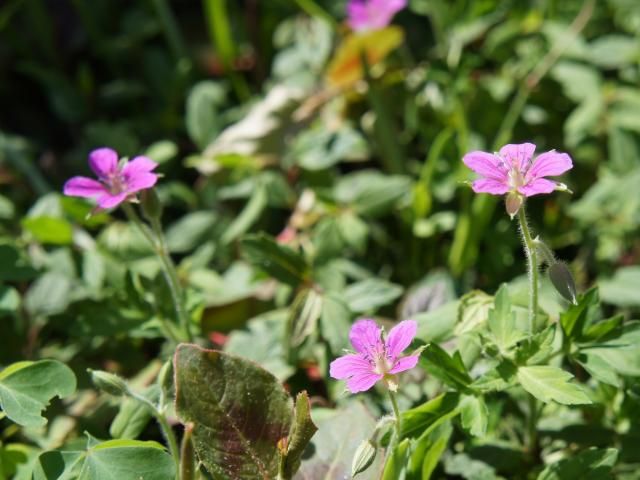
left=388, top=390, right=402, bottom=444
left=122, top=203, right=191, bottom=342
left=517, top=205, right=538, bottom=334
left=129, top=390, right=180, bottom=478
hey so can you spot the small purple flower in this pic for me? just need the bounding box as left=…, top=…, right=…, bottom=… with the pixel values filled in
left=64, top=148, right=158, bottom=210
left=463, top=143, right=572, bottom=216
left=330, top=319, right=419, bottom=393
left=347, top=0, right=407, bottom=32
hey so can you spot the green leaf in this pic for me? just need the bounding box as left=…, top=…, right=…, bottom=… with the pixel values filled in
left=580, top=321, right=640, bottom=377
left=460, top=395, right=488, bottom=437
left=297, top=402, right=384, bottom=478
left=575, top=353, right=619, bottom=387
left=401, top=392, right=461, bottom=439
left=487, top=285, right=524, bottom=353
left=334, top=171, right=411, bottom=218
left=110, top=387, right=158, bottom=439
left=185, top=81, right=226, bottom=149
left=588, top=34, right=639, bottom=69
left=471, top=360, right=517, bottom=393
left=34, top=439, right=175, bottom=480
left=280, top=391, right=317, bottom=478
left=515, top=325, right=556, bottom=366
left=0, top=245, right=37, bottom=282
left=287, top=288, right=323, bottom=347
left=22, top=216, right=73, bottom=245
left=415, top=300, right=458, bottom=344
left=560, top=287, right=598, bottom=340
left=455, top=290, right=492, bottom=335
left=407, top=422, right=452, bottom=480
left=319, top=292, right=352, bottom=354
left=582, top=315, right=623, bottom=342
left=165, top=211, right=218, bottom=253
left=220, top=183, right=268, bottom=245
left=599, top=266, right=640, bottom=307
left=343, top=278, right=403, bottom=313
left=444, top=453, right=500, bottom=480
left=241, top=234, right=308, bottom=286
left=225, top=311, right=294, bottom=381
left=382, top=438, right=410, bottom=480
left=174, top=344, right=294, bottom=480
left=537, top=447, right=618, bottom=480
left=517, top=366, right=591, bottom=405
left=0, top=360, right=76, bottom=427
left=420, top=344, right=472, bottom=392
left=0, top=285, right=20, bottom=315
left=24, top=272, right=72, bottom=317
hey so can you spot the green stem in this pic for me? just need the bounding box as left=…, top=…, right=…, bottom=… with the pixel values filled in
left=202, top=0, right=251, bottom=101
left=388, top=390, right=402, bottom=443
left=360, top=51, right=404, bottom=174
left=179, top=423, right=195, bottom=480
left=526, top=394, right=539, bottom=459
left=122, top=204, right=191, bottom=342
left=129, top=390, right=180, bottom=477
left=517, top=205, right=538, bottom=334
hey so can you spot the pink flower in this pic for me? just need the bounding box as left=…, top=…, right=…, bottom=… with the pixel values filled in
left=330, top=319, right=419, bottom=393
left=64, top=148, right=158, bottom=209
left=463, top=143, right=572, bottom=197
left=347, top=0, right=407, bottom=32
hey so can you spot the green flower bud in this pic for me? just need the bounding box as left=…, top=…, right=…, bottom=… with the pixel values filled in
left=140, top=188, right=163, bottom=221
left=351, top=438, right=377, bottom=478
left=548, top=262, right=577, bottom=305
left=88, top=369, right=128, bottom=396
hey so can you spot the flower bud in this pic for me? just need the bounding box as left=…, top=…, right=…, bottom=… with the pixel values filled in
left=548, top=262, right=577, bottom=305
left=505, top=192, right=523, bottom=219
left=140, top=188, right=163, bottom=221
left=351, top=438, right=377, bottom=477
left=89, top=369, right=128, bottom=396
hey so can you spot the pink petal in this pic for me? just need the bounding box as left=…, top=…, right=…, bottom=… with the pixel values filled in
left=518, top=178, right=557, bottom=197
left=122, top=156, right=158, bottom=176
left=329, top=354, right=373, bottom=380
left=97, top=192, right=128, bottom=209
left=385, top=320, right=417, bottom=358
left=347, top=0, right=406, bottom=31
left=525, top=150, right=572, bottom=181
left=389, top=354, right=419, bottom=374
left=462, top=151, right=507, bottom=181
left=349, top=319, right=384, bottom=356
left=63, top=176, right=107, bottom=198
left=89, top=148, right=118, bottom=178
left=346, top=371, right=382, bottom=393
left=471, top=178, right=510, bottom=195
left=499, top=143, right=536, bottom=171
left=125, top=172, right=158, bottom=193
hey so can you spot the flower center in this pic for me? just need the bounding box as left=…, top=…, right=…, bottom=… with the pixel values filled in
left=508, top=167, right=525, bottom=190
left=104, top=172, right=126, bottom=195
left=372, top=352, right=392, bottom=375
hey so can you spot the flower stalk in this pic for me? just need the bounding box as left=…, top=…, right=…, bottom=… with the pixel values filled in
left=517, top=205, right=538, bottom=334
left=122, top=203, right=192, bottom=343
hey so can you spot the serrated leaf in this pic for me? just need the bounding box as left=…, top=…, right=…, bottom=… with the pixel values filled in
left=241, top=234, right=308, bottom=286
left=517, top=366, right=591, bottom=405
left=515, top=325, right=556, bottom=366
left=174, top=344, right=294, bottom=480
left=560, top=287, right=598, bottom=340
left=488, top=285, right=524, bottom=353
left=455, top=290, right=492, bottom=335
left=579, top=321, right=640, bottom=377
left=0, top=360, right=76, bottom=427
left=420, top=344, right=472, bottom=392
